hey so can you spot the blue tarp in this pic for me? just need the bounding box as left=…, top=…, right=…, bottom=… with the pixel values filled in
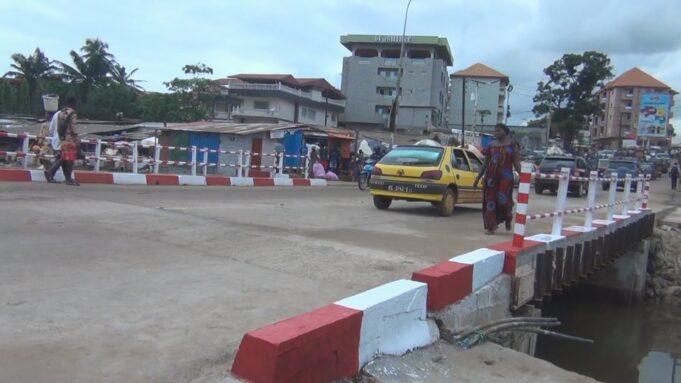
left=189, top=132, right=220, bottom=164
left=283, top=130, right=304, bottom=167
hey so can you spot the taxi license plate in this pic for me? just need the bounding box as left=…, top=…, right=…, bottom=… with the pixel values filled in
left=388, top=184, right=413, bottom=193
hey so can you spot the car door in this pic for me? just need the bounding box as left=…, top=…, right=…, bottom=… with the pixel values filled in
left=464, top=150, right=485, bottom=202
left=451, top=148, right=479, bottom=203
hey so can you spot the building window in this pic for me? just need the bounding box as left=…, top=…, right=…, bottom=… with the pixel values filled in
left=331, top=113, right=337, bottom=122
left=355, top=49, right=378, bottom=58
left=301, top=107, right=317, bottom=120
left=381, top=49, right=400, bottom=58
left=377, top=68, right=399, bottom=79
left=254, top=101, right=269, bottom=110
left=624, top=88, right=634, bottom=96
left=375, top=105, right=391, bottom=117
left=377, top=87, right=396, bottom=98
left=408, top=50, right=430, bottom=59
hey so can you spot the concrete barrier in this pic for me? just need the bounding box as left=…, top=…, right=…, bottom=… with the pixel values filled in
left=0, top=169, right=326, bottom=188
left=231, top=279, right=437, bottom=383
left=335, top=279, right=437, bottom=367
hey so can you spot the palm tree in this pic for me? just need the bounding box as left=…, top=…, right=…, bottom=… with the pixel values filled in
left=110, top=63, right=145, bottom=92
left=477, top=109, right=492, bottom=126
left=4, top=48, right=57, bottom=113
left=57, top=38, right=115, bottom=103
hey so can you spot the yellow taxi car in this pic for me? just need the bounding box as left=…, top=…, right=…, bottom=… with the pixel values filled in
left=369, top=145, right=484, bottom=216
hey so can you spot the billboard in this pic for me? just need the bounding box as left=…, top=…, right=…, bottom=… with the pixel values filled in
left=637, top=92, right=670, bottom=137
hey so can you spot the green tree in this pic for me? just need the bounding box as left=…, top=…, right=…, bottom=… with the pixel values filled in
left=164, top=62, right=219, bottom=121
left=477, top=109, right=492, bottom=126
left=3, top=48, right=57, bottom=114
left=110, top=63, right=144, bottom=91
left=58, top=38, right=115, bottom=103
left=533, top=51, right=613, bottom=151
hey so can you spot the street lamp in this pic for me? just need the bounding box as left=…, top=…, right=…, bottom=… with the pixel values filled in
left=468, top=78, right=499, bottom=135
left=387, top=0, right=412, bottom=149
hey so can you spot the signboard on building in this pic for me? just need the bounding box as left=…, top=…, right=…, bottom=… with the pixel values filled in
left=637, top=92, right=670, bottom=137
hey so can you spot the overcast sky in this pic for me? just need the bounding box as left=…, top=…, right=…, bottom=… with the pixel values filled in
left=2, top=0, right=680, bottom=133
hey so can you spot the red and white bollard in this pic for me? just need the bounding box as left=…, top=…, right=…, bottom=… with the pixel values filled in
left=512, top=162, right=534, bottom=248
left=641, top=174, right=651, bottom=210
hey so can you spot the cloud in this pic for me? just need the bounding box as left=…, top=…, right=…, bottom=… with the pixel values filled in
left=1, top=0, right=679, bottom=128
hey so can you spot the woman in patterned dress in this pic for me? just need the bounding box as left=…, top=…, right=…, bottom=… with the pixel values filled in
left=473, top=123, right=522, bottom=234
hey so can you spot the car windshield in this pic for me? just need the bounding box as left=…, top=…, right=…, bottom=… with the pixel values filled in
left=379, top=147, right=444, bottom=166
left=608, top=161, right=636, bottom=170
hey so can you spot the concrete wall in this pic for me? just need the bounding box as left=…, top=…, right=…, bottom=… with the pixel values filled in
left=448, top=76, right=506, bottom=130
left=341, top=55, right=448, bottom=132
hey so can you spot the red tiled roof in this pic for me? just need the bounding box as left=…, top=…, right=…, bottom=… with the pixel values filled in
left=605, top=67, right=675, bottom=92
left=451, top=63, right=508, bottom=80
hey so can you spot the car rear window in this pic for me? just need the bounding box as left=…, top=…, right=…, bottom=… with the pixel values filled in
left=379, top=147, right=444, bottom=166
left=539, top=157, right=576, bottom=171
left=608, top=161, right=636, bottom=170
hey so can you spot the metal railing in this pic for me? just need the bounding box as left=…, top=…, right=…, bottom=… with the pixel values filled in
left=0, top=132, right=309, bottom=179
left=513, top=163, right=649, bottom=248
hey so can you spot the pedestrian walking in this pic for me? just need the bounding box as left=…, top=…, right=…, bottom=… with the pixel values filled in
left=45, top=98, right=79, bottom=186
left=473, top=123, right=522, bottom=234
left=671, top=163, right=679, bottom=191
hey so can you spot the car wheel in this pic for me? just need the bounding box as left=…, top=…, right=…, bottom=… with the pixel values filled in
left=535, top=186, right=544, bottom=195
left=436, top=188, right=457, bottom=217
left=373, top=196, right=392, bottom=210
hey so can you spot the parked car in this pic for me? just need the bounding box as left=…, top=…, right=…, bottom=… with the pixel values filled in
left=535, top=156, right=590, bottom=197
left=601, top=159, right=640, bottom=191
left=653, top=153, right=670, bottom=174
left=369, top=145, right=483, bottom=216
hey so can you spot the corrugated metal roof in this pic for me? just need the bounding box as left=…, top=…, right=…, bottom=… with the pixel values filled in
left=136, top=121, right=306, bottom=135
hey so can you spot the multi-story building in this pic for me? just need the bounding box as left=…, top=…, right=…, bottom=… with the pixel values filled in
left=339, top=34, right=453, bottom=133
left=214, top=74, right=345, bottom=127
left=592, top=67, right=676, bottom=149
left=447, top=63, right=510, bottom=132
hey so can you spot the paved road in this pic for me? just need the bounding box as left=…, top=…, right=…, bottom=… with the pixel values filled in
left=0, top=180, right=674, bottom=382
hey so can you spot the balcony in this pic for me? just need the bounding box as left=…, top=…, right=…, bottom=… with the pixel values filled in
left=231, top=107, right=281, bottom=119
left=624, top=105, right=632, bottom=110
left=223, top=82, right=345, bottom=108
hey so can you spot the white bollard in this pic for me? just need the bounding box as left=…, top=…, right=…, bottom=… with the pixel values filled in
left=606, top=172, right=618, bottom=220
left=622, top=173, right=632, bottom=215
left=244, top=151, right=251, bottom=177
left=202, top=149, right=208, bottom=177
left=21, top=132, right=29, bottom=169
left=278, top=152, right=284, bottom=176
left=238, top=149, right=244, bottom=177
left=191, top=146, right=197, bottom=176
left=635, top=173, right=644, bottom=210
left=153, top=145, right=161, bottom=174
left=132, top=142, right=139, bottom=174
left=551, top=167, right=571, bottom=236
left=584, top=170, right=598, bottom=229
left=642, top=175, right=651, bottom=210
left=94, top=139, right=102, bottom=172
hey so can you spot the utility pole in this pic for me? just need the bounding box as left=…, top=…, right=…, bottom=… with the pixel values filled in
left=461, top=78, right=466, bottom=145
left=545, top=88, right=552, bottom=147
left=387, top=0, right=413, bottom=149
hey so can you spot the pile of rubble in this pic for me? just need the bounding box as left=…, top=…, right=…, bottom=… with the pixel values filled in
left=646, top=226, right=681, bottom=301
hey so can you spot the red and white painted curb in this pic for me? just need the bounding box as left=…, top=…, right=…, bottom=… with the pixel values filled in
left=231, top=279, right=437, bottom=383
left=0, top=169, right=326, bottom=187
left=411, top=248, right=504, bottom=311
